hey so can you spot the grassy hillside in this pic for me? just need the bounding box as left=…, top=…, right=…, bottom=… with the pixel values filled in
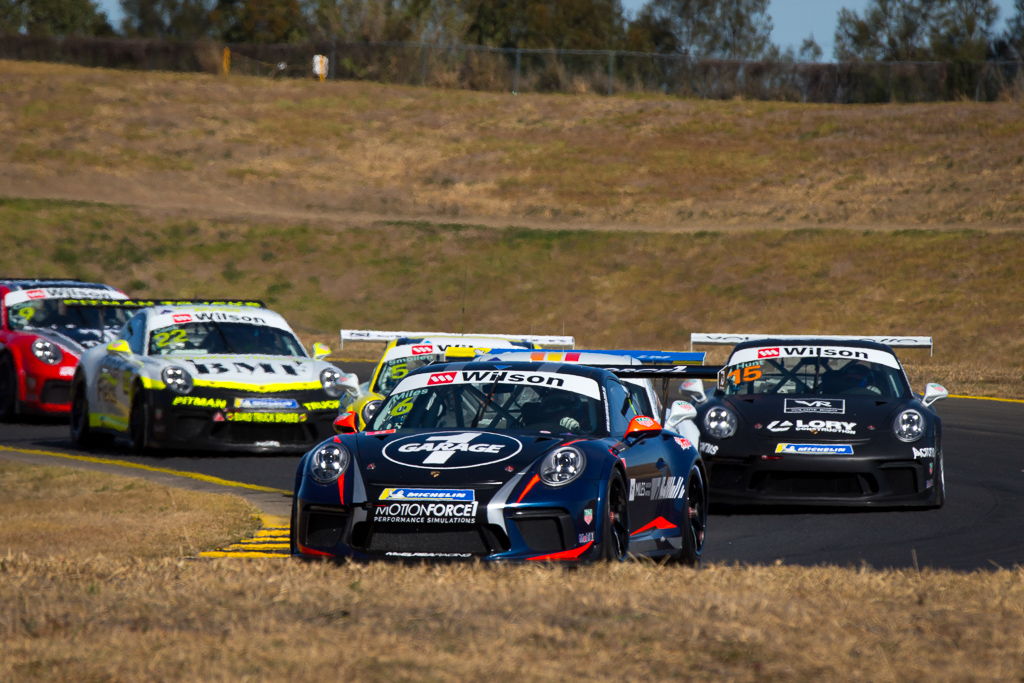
left=1, top=197, right=1021, bottom=396
left=1, top=59, right=1023, bottom=228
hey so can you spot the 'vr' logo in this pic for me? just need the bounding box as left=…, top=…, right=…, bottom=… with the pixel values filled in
left=173, top=314, right=192, bottom=323
left=428, top=372, right=457, bottom=385
left=411, top=345, right=433, bottom=355
left=757, top=347, right=780, bottom=358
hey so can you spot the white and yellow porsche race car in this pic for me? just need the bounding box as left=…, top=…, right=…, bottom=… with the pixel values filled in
left=336, top=329, right=575, bottom=430
left=70, top=301, right=358, bottom=453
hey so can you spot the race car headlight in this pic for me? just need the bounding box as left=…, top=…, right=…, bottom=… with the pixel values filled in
left=361, top=399, right=382, bottom=426
left=539, top=446, right=586, bottom=487
left=319, top=367, right=346, bottom=398
left=161, top=366, right=193, bottom=394
left=893, top=409, right=925, bottom=443
left=31, top=339, right=63, bottom=365
left=310, top=443, right=351, bottom=484
left=703, top=406, right=738, bottom=439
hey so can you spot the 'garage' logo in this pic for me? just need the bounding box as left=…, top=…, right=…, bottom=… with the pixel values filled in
left=411, top=345, right=434, bottom=355
left=427, top=372, right=457, bottom=385
left=757, top=347, right=781, bottom=358
left=173, top=314, right=192, bottom=323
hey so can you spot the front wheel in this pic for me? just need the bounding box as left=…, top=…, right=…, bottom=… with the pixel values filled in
left=70, top=383, right=100, bottom=449
left=0, top=354, right=18, bottom=421
left=928, top=450, right=945, bottom=509
left=129, top=390, right=150, bottom=453
left=676, top=465, right=708, bottom=566
left=600, top=470, right=629, bottom=561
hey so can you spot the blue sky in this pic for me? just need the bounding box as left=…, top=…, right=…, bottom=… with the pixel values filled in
left=96, top=0, right=1017, bottom=60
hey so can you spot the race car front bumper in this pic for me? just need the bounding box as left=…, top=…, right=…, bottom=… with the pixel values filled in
left=146, top=389, right=339, bottom=453
left=704, top=445, right=941, bottom=507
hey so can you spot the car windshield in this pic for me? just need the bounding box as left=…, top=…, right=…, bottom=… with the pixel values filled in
left=374, top=353, right=444, bottom=394
left=8, top=300, right=133, bottom=333
left=370, top=376, right=607, bottom=436
left=147, top=322, right=305, bottom=356
left=720, top=357, right=910, bottom=399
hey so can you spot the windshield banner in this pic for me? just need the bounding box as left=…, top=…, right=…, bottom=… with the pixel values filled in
left=393, top=369, right=602, bottom=400
left=149, top=309, right=290, bottom=332
left=4, top=287, right=128, bottom=306
left=728, top=345, right=901, bottom=369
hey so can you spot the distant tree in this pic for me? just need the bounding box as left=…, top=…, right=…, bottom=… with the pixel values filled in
left=715, top=0, right=772, bottom=59
left=461, top=0, right=626, bottom=50
left=627, top=0, right=774, bottom=59
left=211, top=0, right=309, bottom=43
left=798, top=34, right=823, bottom=61
left=1000, top=0, right=1024, bottom=56
left=834, top=0, right=935, bottom=61
left=2, top=0, right=113, bottom=35
left=121, top=0, right=217, bottom=39
left=834, top=0, right=998, bottom=61
left=929, top=0, right=999, bottom=61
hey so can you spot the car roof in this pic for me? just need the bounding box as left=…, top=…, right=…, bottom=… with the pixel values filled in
left=0, top=279, right=118, bottom=291
left=405, top=359, right=614, bottom=383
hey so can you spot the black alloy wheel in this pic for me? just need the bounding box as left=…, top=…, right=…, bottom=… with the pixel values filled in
left=601, top=470, right=629, bottom=561
left=677, top=466, right=708, bottom=566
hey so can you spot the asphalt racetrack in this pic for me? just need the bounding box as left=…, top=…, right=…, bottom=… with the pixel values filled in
left=2, top=370, right=1022, bottom=570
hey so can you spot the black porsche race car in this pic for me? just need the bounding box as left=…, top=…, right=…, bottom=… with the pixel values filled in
left=685, top=335, right=948, bottom=508
left=291, top=360, right=710, bottom=563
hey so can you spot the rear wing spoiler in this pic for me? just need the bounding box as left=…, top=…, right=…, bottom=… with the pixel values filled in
left=339, top=329, right=575, bottom=349
left=480, top=349, right=707, bottom=365
left=602, top=365, right=723, bottom=380
left=690, top=333, right=933, bottom=355
left=61, top=299, right=265, bottom=308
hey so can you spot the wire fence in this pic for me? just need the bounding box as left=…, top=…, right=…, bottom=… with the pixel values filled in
left=3, top=34, right=1022, bottom=103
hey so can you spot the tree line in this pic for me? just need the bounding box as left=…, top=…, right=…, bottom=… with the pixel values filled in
left=2, top=0, right=1023, bottom=63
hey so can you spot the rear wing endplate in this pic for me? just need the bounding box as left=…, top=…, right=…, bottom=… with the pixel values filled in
left=690, top=333, right=933, bottom=355
left=339, top=329, right=575, bottom=349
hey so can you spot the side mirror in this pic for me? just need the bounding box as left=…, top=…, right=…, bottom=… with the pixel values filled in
left=624, top=415, right=662, bottom=440
left=333, top=411, right=358, bottom=434
left=106, top=339, right=131, bottom=355
left=664, top=400, right=698, bottom=433
left=922, top=383, right=949, bottom=407
left=312, top=342, right=331, bottom=360
left=338, top=372, right=360, bottom=396
left=678, top=378, right=706, bottom=404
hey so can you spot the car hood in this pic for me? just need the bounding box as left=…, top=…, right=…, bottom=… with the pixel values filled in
left=722, top=394, right=907, bottom=439
left=153, top=353, right=326, bottom=387
left=349, top=429, right=586, bottom=487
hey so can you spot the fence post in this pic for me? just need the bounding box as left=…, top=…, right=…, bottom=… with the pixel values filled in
left=513, top=48, right=521, bottom=94
left=607, top=50, right=614, bottom=96
left=221, top=46, right=230, bottom=75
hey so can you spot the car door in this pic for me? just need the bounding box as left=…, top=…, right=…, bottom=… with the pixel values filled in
left=606, top=379, right=665, bottom=526
left=98, top=314, right=145, bottom=430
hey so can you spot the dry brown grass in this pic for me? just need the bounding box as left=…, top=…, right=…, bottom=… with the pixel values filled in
left=2, top=552, right=1022, bottom=680
left=0, top=461, right=260, bottom=559
left=2, top=59, right=1023, bottom=227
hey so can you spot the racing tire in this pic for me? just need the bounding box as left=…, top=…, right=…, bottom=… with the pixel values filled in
left=289, top=496, right=299, bottom=555
left=676, top=465, right=708, bottom=566
left=70, top=383, right=102, bottom=449
left=927, top=450, right=946, bottom=509
left=129, top=390, right=150, bottom=453
left=600, top=470, right=629, bottom=561
left=0, top=354, right=18, bottom=421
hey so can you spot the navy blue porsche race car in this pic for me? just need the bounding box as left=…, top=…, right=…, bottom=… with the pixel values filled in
left=291, top=359, right=712, bottom=563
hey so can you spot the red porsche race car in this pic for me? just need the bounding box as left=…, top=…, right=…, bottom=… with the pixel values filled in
left=0, top=279, right=130, bottom=419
